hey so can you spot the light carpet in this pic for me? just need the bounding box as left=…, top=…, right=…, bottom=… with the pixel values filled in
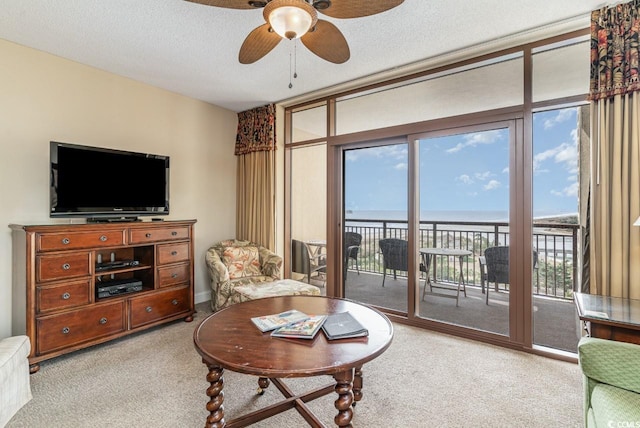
left=7, top=302, right=583, bottom=427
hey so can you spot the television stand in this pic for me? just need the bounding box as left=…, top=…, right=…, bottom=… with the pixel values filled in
left=10, top=219, right=196, bottom=373
left=87, top=217, right=140, bottom=223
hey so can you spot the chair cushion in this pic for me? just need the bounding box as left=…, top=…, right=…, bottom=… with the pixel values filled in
left=589, top=384, right=640, bottom=427
left=222, top=245, right=262, bottom=279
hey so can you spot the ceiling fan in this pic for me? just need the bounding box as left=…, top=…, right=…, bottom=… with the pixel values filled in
left=185, top=0, right=404, bottom=64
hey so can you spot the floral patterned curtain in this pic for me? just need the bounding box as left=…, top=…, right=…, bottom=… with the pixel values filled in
left=589, top=0, right=640, bottom=101
left=234, top=103, right=276, bottom=155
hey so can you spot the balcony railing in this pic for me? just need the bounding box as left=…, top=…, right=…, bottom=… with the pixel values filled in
left=344, top=219, right=579, bottom=300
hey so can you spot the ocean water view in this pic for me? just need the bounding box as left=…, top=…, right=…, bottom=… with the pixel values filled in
left=345, top=210, right=578, bottom=224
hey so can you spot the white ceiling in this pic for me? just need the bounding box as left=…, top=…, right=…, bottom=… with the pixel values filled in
left=0, top=0, right=606, bottom=112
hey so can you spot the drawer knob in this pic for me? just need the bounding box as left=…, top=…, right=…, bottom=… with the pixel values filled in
left=171, top=299, right=179, bottom=306
left=100, top=235, right=107, bottom=242
left=62, top=327, right=70, bottom=334
left=146, top=306, right=152, bottom=313
left=145, top=233, right=152, bottom=238
left=62, top=263, right=71, bottom=270
left=171, top=231, right=177, bottom=236
left=171, top=251, right=178, bottom=256
left=171, top=273, right=178, bottom=279
left=99, top=317, right=108, bottom=325
left=62, top=292, right=71, bottom=300
left=62, top=238, right=70, bottom=245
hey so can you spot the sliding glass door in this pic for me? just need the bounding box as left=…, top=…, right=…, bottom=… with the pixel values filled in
left=416, top=127, right=511, bottom=336
left=343, top=143, right=408, bottom=313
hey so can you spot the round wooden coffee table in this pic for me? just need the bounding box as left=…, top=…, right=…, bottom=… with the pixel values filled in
left=193, top=295, right=393, bottom=428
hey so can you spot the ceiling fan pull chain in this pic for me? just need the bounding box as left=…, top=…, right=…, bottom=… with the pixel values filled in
left=289, top=50, right=293, bottom=89
left=294, top=41, right=298, bottom=79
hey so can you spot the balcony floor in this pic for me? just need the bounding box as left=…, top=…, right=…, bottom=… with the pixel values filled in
left=340, top=270, right=580, bottom=353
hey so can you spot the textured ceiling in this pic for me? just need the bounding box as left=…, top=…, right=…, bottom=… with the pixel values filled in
left=0, top=0, right=606, bottom=112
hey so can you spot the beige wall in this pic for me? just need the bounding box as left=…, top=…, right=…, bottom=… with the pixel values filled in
left=0, top=39, right=238, bottom=339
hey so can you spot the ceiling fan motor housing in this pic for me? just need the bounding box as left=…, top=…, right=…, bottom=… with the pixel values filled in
left=263, top=0, right=318, bottom=39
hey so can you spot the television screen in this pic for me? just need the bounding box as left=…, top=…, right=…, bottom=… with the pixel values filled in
left=50, top=141, right=170, bottom=219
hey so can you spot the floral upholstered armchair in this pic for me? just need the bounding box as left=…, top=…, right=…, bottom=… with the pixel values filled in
left=205, top=239, right=282, bottom=311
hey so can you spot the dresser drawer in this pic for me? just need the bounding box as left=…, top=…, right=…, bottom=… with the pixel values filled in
left=37, top=230, right=125, bottom=252
left=37, top=301, right=126, bottom=354
left=37, top=279, right=91, bottom=313
left=157, top=242, right=190, bottom=265
left=37, top=253, right=90, bottom=282
left=129, top=226, right=190, bottom=244
left=129, top=285, right=191, bottom=329
left=157, top=262, right=190, bottom=288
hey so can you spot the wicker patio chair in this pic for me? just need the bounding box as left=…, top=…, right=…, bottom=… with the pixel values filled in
left=345, top=231, right=362, bottom=275
left=379, top=238, right=408, bottom=287
left=480, top=246, right=537, bottom=305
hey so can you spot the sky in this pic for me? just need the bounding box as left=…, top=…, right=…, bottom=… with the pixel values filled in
left=344, top=107, right=580, bottom=219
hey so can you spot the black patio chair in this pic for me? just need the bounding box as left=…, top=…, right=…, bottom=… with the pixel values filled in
left=479, top=246, right=537, bottom=305
left=344, top=231, right=362, bottom=275
left=379, top=238, right=408, bottom=287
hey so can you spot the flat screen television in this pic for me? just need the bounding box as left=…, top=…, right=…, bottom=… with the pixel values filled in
left=50, top=141, right=170, bottom=221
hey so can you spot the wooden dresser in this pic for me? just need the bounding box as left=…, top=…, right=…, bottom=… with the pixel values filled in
left=10, top=220, right=196, bottom=372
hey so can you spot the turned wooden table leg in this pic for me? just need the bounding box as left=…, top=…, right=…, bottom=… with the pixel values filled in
left=204, top=362, right=225, bottom=428
left=257, top=377, right=270, bottom=395
left=333, top=369, right=354, bottom=428
left=352, top=367, right=363, bottom=406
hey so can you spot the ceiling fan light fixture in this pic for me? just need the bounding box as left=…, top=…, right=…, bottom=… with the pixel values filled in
left=264, top=0, right=318, bottom=40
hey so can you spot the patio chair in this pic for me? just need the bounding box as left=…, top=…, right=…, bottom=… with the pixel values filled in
left=479, top=246, right=537, bottom=305
left=345, top=231, right=362, bottom=275
left=292, top=239, right=326, bottom=284
left=379, top=238, right=408, bottom=287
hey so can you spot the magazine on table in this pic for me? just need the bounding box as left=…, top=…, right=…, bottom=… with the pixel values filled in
left=271, top=315, right=328, bottom=339
left=322, top=311, right=369, bottom=340
left=251, top=309, right=310, bottom=332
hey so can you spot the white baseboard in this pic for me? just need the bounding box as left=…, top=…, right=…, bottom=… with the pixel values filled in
left=195, top=290, right=210, bottom=305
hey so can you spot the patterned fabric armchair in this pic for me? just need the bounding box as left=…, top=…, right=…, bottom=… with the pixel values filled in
left=578, top=337, right=640, bottom=427
left=205, top=239, right=282, bottom=311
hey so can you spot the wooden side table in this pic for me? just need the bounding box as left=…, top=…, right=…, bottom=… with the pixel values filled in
left=574, top=292, right=640, bottom=345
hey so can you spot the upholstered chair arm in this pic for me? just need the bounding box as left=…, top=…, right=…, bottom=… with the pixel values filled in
left=259, top=246, right=283, bottom=280
left=205, top=247, right=233, bottom=311
left=578, top=337, right=640, bottom=421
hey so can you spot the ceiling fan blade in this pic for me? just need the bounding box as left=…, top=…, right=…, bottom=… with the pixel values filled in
left=318, top=0, right=404, bottom=19
left=183, top=0, right=257, bottom=10
left=239, top=23, right=282, bottom=64
left=301, top=20, right=349, bottom=64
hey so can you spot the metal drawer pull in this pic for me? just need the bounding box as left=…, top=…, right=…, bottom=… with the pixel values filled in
left=62, top=238, right=70, bottom=245
left=62, top=327, right=70, bottom=334
left=62, top=292, right=71, bottom=300
left=99, top=317, right=108, bottom=325
left=171, top=231, right=177, bottom=236
left=146, top=306, right=152, bottom=313
left=62, top=263, right=71, bottom=270
left=171, top=251, right=177, bottom=256
left=171, top=299, right=179, bottom=306
left=145, top=233, right=152, bottom=238
left=171, top=273, right=178, bottom=278
left=100, top=235, right=107, bottom=242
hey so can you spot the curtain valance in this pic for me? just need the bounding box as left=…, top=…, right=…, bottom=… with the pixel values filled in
left=234, top=103, right=276, bottom=156
left=589, top=0, right=640, bottom=101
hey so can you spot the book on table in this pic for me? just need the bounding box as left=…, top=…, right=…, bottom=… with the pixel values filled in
left=322, top=311, right=369, bottom=340
left=251, top=309, right=310, bottom=332
left=271, top=315, right=328, bottom=339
